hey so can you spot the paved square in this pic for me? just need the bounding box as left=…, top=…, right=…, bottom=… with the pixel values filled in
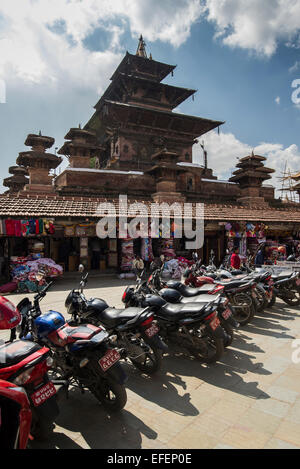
left=1, top=275, right=300, bottom=449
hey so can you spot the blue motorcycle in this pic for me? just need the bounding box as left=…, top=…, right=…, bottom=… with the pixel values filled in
left=16, top=282, right=128, bottom=413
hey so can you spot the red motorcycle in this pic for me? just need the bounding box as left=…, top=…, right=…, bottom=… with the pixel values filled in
left=0, top=296, right=66, bottom=443
left=0, top=379, right=32, bottom=449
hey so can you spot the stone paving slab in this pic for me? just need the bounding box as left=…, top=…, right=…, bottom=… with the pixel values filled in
left=0, top=277, right=300, bottom=449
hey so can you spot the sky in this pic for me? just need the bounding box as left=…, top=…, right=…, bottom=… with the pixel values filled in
left=0, top=0, right=300, bottom=197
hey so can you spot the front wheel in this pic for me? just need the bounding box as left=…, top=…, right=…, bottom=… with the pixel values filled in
left=283, top=290, right=300, bottom=306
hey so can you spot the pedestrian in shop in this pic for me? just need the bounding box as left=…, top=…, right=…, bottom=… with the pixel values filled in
left=255, top=246, right=265, bottom=266
left=230, top=247, right=241, bottom=270
left=132, top=255, right=144, bottom=278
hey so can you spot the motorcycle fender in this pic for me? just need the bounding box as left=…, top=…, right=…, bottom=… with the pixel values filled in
left=221, top=314, right=239, bottom=329
left=104, top=362, right=128, bottom=385
left=219, top=306, right=239, bottom=328
left=143, top=334, right=168, bottom=352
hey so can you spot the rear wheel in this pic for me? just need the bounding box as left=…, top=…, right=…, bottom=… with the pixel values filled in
left=89, top=375, right=127, bottom=412
left=231, top=293, right=255, bottom=326
left=221, top=323, right=234, bottom=347
left=129, top=342, right=162, bottom=375
left=30, top=416, right=55, bottom=441
left=189, top=334, right=224, bottom=364
left=83, top=356, right=127, bottom=412
left=268, top=292, right=276, bottom=307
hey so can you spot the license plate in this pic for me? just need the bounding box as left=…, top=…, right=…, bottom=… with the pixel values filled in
left=31, top=382, right=56, bottom=407
left=296, top=279, right=300, bottom=286
left=99, top=349, right=121, bottom=372
left=144, top=323, right=159, bottom=338
left=222, top=308, right=232, bottom=320
left=210, top=317, right=220, bottom=331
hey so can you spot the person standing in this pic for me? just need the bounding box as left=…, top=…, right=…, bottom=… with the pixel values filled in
left=230, top=247, right=241, bottom=270
left=255, top=246, right=265, bottom=266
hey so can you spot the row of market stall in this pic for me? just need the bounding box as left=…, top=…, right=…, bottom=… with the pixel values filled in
left=1, top=213, right=300, bottom=293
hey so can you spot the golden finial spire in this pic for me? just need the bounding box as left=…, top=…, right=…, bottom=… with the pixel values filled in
left=136, top=35, right=147, bottom=58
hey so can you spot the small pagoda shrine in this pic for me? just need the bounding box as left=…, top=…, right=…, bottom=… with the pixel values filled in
left=58, top=126, right=105, bottom=169
left=3, top=166, right=29, bottom=194
left=16, top=133, right=62, bottom=194
left=229, top=152, right=275, bottom=206
left=146, top=148, right=186, bottom=203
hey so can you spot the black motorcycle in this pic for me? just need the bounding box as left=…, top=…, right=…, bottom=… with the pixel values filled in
left=65, top=268, right=167, bottom=375
left=122, top=275, right=227, bottom=364
left=16, top=283, right=128, bottom=413
left=272, top=271, right=300, bottom=306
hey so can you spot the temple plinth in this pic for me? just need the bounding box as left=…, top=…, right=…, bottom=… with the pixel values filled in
left=16, top=133, right=62, bottom=193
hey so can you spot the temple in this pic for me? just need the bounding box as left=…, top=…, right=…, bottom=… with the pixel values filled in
left=1, top=37, right=300, bottom=279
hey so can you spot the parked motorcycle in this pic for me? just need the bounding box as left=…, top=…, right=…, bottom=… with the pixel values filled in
left=272, top=271, right=300, bottom=306
left=0, top=296, right=66, bottom=440
left=65, top=266, right=167, bottom=375
left=122, top=273, right=227, bottom=363
left=0, top=379, right=32, bottom=449
left=16, top=282, right=128, bottom=413
left=148, top=262, right=256, bottom=327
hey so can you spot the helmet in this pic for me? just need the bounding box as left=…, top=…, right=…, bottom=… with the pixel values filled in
left=0, top=296, right=21, bottom=330
left=287, top=255, right=296, bottom=262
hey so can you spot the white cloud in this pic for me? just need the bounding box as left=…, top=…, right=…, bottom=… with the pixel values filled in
left=193, top=130, right=300, bottom=196
left=275, top=96, right=280, bottom=105
left=289, top=60, right=300, bottom=73
left=0, top=0, right=202, bottom=88
left=203, top=0, right=300, bottom=57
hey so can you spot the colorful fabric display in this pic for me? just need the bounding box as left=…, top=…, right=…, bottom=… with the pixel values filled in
left=5, top=219, right=15, bottom=236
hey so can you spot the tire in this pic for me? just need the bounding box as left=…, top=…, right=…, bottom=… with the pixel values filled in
left=189, top=335, right=224, bottom=364
left=89, top=375, right=127, bottom=413
left=129, top=343, right=162, bottom=375
left=30, top=418, right=55, bottom=441
left=231, top=293, right=255, bottom=326
left=221, top=322, right=234, bottom=347
left=283, top=291, right=300, bottom=306
left=255, top=286, right=268, bottom=312
left=81, top=355, right=127, bottom=412
left=268, top=292, right=276, bottom=307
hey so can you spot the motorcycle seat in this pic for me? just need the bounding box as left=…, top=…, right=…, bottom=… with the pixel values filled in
left=180, top=294, right=220, bottom=304
left=271, top=272, right=293, bottom=281
left=0, top=340, right=42, bottom=369
left=159, top=302, right=207, bottom=319
left=100, top=307, right=145, bottom=328
left=177, top=284, right=215, bottom=297
left=215, top=279, right=252, bottom=288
